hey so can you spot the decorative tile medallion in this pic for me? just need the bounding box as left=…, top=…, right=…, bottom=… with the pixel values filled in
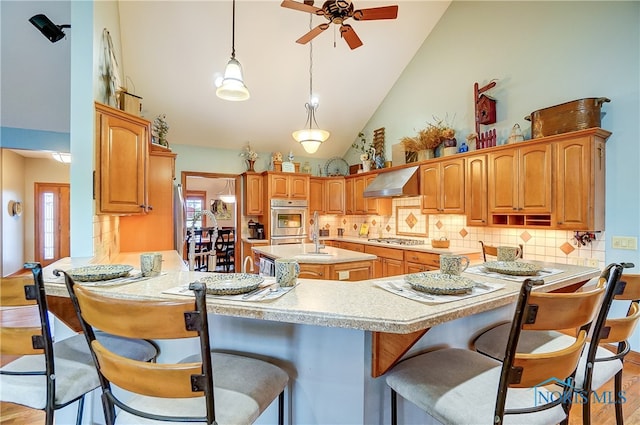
left=436, top=220, right=443, bottom=229
left=520, top=231, right=532, bottom=243
left=459, top=228, right=468, bottom=238
left=371, top=219, right=377, bottom=226
left=353, top=224, right=358, bottom=230
left=405, top=213, right=418, bottom=229
left=560, top=242, right=575, bottom=255
left=343, top=218, right=347, bottom=225
left=386, top=225, right=392, bottom=232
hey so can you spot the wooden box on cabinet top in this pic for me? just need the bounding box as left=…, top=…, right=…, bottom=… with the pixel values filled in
left=95, top=102, right=150, bottom=215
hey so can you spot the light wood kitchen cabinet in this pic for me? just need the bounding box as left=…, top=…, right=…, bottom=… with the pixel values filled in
left=242, top=240, right=269, bottom=273
left=335, top=241, right=365, bottom=252
left=555, top=130, right=609, bottom=231
left=309, top=177, right=324, bottom=213
left=487, top=143, right=552, bottom=226
left=243, top=172, right=263, bottom=216
left=325, top=178, right=345, bottom=214
left=119, top=146, right=177, bottom=252
left=299, top=263, right=327, bottom=279
left=309, top=177, right=345, bottom=215
left=267, top=172, right=309, bottom=200
left=365, top=175, right=392, bottom=216
left=365, top=245, right=404, bottom=278
left=346, top=174, right=392, bottom=216
left=466, top=154, right=488, bottom=226
left=95, top=102, right=149, bottom=214
left=420, top=158, right=465, bottom=214
left=345, top=178, right=354, bottom=214
left=404, top=250, right=440, bottom=274
left=329, top=261, right=373, bottom=281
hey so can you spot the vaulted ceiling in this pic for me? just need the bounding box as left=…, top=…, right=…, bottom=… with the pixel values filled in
left=3, top=1, right=450, bottom=159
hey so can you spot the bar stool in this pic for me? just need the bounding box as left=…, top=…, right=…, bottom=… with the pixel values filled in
left=60, top=272, right=289, bottom=425
left=479, top=240, right=524, bottom=261
left=0, top=263, right=158, bottom=425
left=385, top=277, right=605, bottom=424
left=473, top=263, right=638, bottom=425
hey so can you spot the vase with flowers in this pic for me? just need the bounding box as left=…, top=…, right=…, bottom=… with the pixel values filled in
left=152, top=114, right=170, bottom=147
left=352, top=132, right=375, bottom=172
left=401, top=116, right=457, bottom=161
left=240, top=143, right=258, bottom=171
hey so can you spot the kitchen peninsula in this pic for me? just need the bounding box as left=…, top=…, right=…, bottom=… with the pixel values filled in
left=41, top=252, right=599, bottom=425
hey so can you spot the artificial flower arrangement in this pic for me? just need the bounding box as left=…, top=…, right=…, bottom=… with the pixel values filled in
left=239, top=143, right=258, bottom=161
left=152, top=114, right=169, bottom=147
left=400, top=116, right=456, bottom=152
left=351, top=132, right=373, bottom=161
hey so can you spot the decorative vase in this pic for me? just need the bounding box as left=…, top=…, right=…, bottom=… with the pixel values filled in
left=417, top=149, right=435, bottom=161
left=362, top=160, right=372, bottom=172
left=247, top=159, right=255, bottom=172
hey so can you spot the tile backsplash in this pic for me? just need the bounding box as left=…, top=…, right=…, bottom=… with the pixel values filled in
left=316, top=197, right=606, bottom=269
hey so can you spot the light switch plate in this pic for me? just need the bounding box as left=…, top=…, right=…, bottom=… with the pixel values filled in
left=612, top=236, right=638, bottom=250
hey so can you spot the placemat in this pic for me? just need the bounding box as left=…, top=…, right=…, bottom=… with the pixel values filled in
left=376, top=279, right=505, bottom=304
left=163, top=278, right=294, bottom=302
left=465, top=265, right=563, bottom=282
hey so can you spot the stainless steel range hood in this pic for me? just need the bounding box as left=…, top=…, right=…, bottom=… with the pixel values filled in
left=363, top=165, right=420, bottom=198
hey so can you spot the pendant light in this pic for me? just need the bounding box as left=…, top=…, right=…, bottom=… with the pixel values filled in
left=216, top=0, right=249, bottom=101
left=218, top=179, right=236, bottom=203
left=292, top=16, right=329, bottom=154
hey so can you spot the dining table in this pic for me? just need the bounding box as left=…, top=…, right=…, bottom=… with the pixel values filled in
left=41, top=251, right=599, bottom=425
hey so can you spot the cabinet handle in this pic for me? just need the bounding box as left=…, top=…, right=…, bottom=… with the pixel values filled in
left=412, top=256, right=418, bottom=260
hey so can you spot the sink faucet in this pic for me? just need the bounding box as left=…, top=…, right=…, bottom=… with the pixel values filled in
left=188, top=209, right=218, bottom=271
left=312, top=210, right=325, bottom=254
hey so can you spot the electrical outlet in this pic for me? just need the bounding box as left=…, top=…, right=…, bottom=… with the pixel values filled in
left=338, top=271, right=350, bottom=280
left=586, top=258, right=600, bottom=268
left=612, top=236, right=638, bottom=250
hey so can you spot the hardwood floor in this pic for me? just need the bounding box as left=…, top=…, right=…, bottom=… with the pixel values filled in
left=1, top=307, right=639, bottom=424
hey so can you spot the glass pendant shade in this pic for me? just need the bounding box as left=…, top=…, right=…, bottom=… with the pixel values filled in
left=292, top=128, right=330, bottom=154
left=218, top=179, right=236, bottom=203
left=52, top=152, right=71, bottom=163
left=216, top=57, right=249, bottom=101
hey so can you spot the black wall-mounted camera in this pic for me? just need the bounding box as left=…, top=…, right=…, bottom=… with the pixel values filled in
left=29, top=14, right=70, bottom=43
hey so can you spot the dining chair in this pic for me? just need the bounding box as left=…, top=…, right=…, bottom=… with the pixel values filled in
left=0, top=263, right=158, bottom=425
left=385, top=277, right=605, bottom=425
left=60, top=271, right=289, bottom=425
left=479, top=241, right=524, bottom=262
left=215, top=229, right=235, bottom=273
left=473, top=263, right=638, bottom=425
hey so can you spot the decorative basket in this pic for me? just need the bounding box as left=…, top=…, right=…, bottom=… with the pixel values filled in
left=431, top=238, right=450, bottom=249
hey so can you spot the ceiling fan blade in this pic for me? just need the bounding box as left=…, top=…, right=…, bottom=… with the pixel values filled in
left=352, top=5, right=398, bottom=21
left=296, top=23, right=330, bottom=45
left=281, top=0, right=323, bottom=15
left=340, top=24, right=363, bottom=50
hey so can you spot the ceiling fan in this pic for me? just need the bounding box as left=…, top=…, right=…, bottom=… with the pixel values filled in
left=281, top=0, right=398, bottom=50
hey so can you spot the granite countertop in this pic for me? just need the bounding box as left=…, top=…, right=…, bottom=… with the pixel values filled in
left=42, top=254, right=599, bottom=335
left=326, top=236, right=481, bottom=256
left=251, top=243, right=376, bottom=264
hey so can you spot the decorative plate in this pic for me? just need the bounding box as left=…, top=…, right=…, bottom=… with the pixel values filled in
left=404, top=272, right=475, bottom=295
left=483, top=261, right=542, bottom=276
left=67, top=265, right=133, bottom=282
left=324, top=157, right=349, bottom=176
left=199, top=273, right=264, bottom=295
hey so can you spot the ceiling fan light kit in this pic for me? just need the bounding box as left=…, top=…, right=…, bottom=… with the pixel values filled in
left=281, top=0, right=398, bottom=50
left=216, top=0, right=250, bottom=101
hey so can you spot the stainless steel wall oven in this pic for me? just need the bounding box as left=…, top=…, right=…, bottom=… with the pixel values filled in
left=270, top=199, right=308, bottom=244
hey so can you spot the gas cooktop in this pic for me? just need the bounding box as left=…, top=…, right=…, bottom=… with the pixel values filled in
left=367, top=237, right=425, bottom=246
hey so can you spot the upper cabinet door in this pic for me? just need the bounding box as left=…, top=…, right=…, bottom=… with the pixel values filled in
left=244, top=173, right=264, bottom=216
left=488, top=150, right=518, bottom=213
left=309, top=177, right=325, bottom=213
left=325, top=178, right=345, bottom=214
left=289, top=175, right=309, bottom=200
left=96, top=102, right=149, bottom=214
left=518, top=144, right=552, bottom=212
left=466, top=154, right=488, bottom=226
